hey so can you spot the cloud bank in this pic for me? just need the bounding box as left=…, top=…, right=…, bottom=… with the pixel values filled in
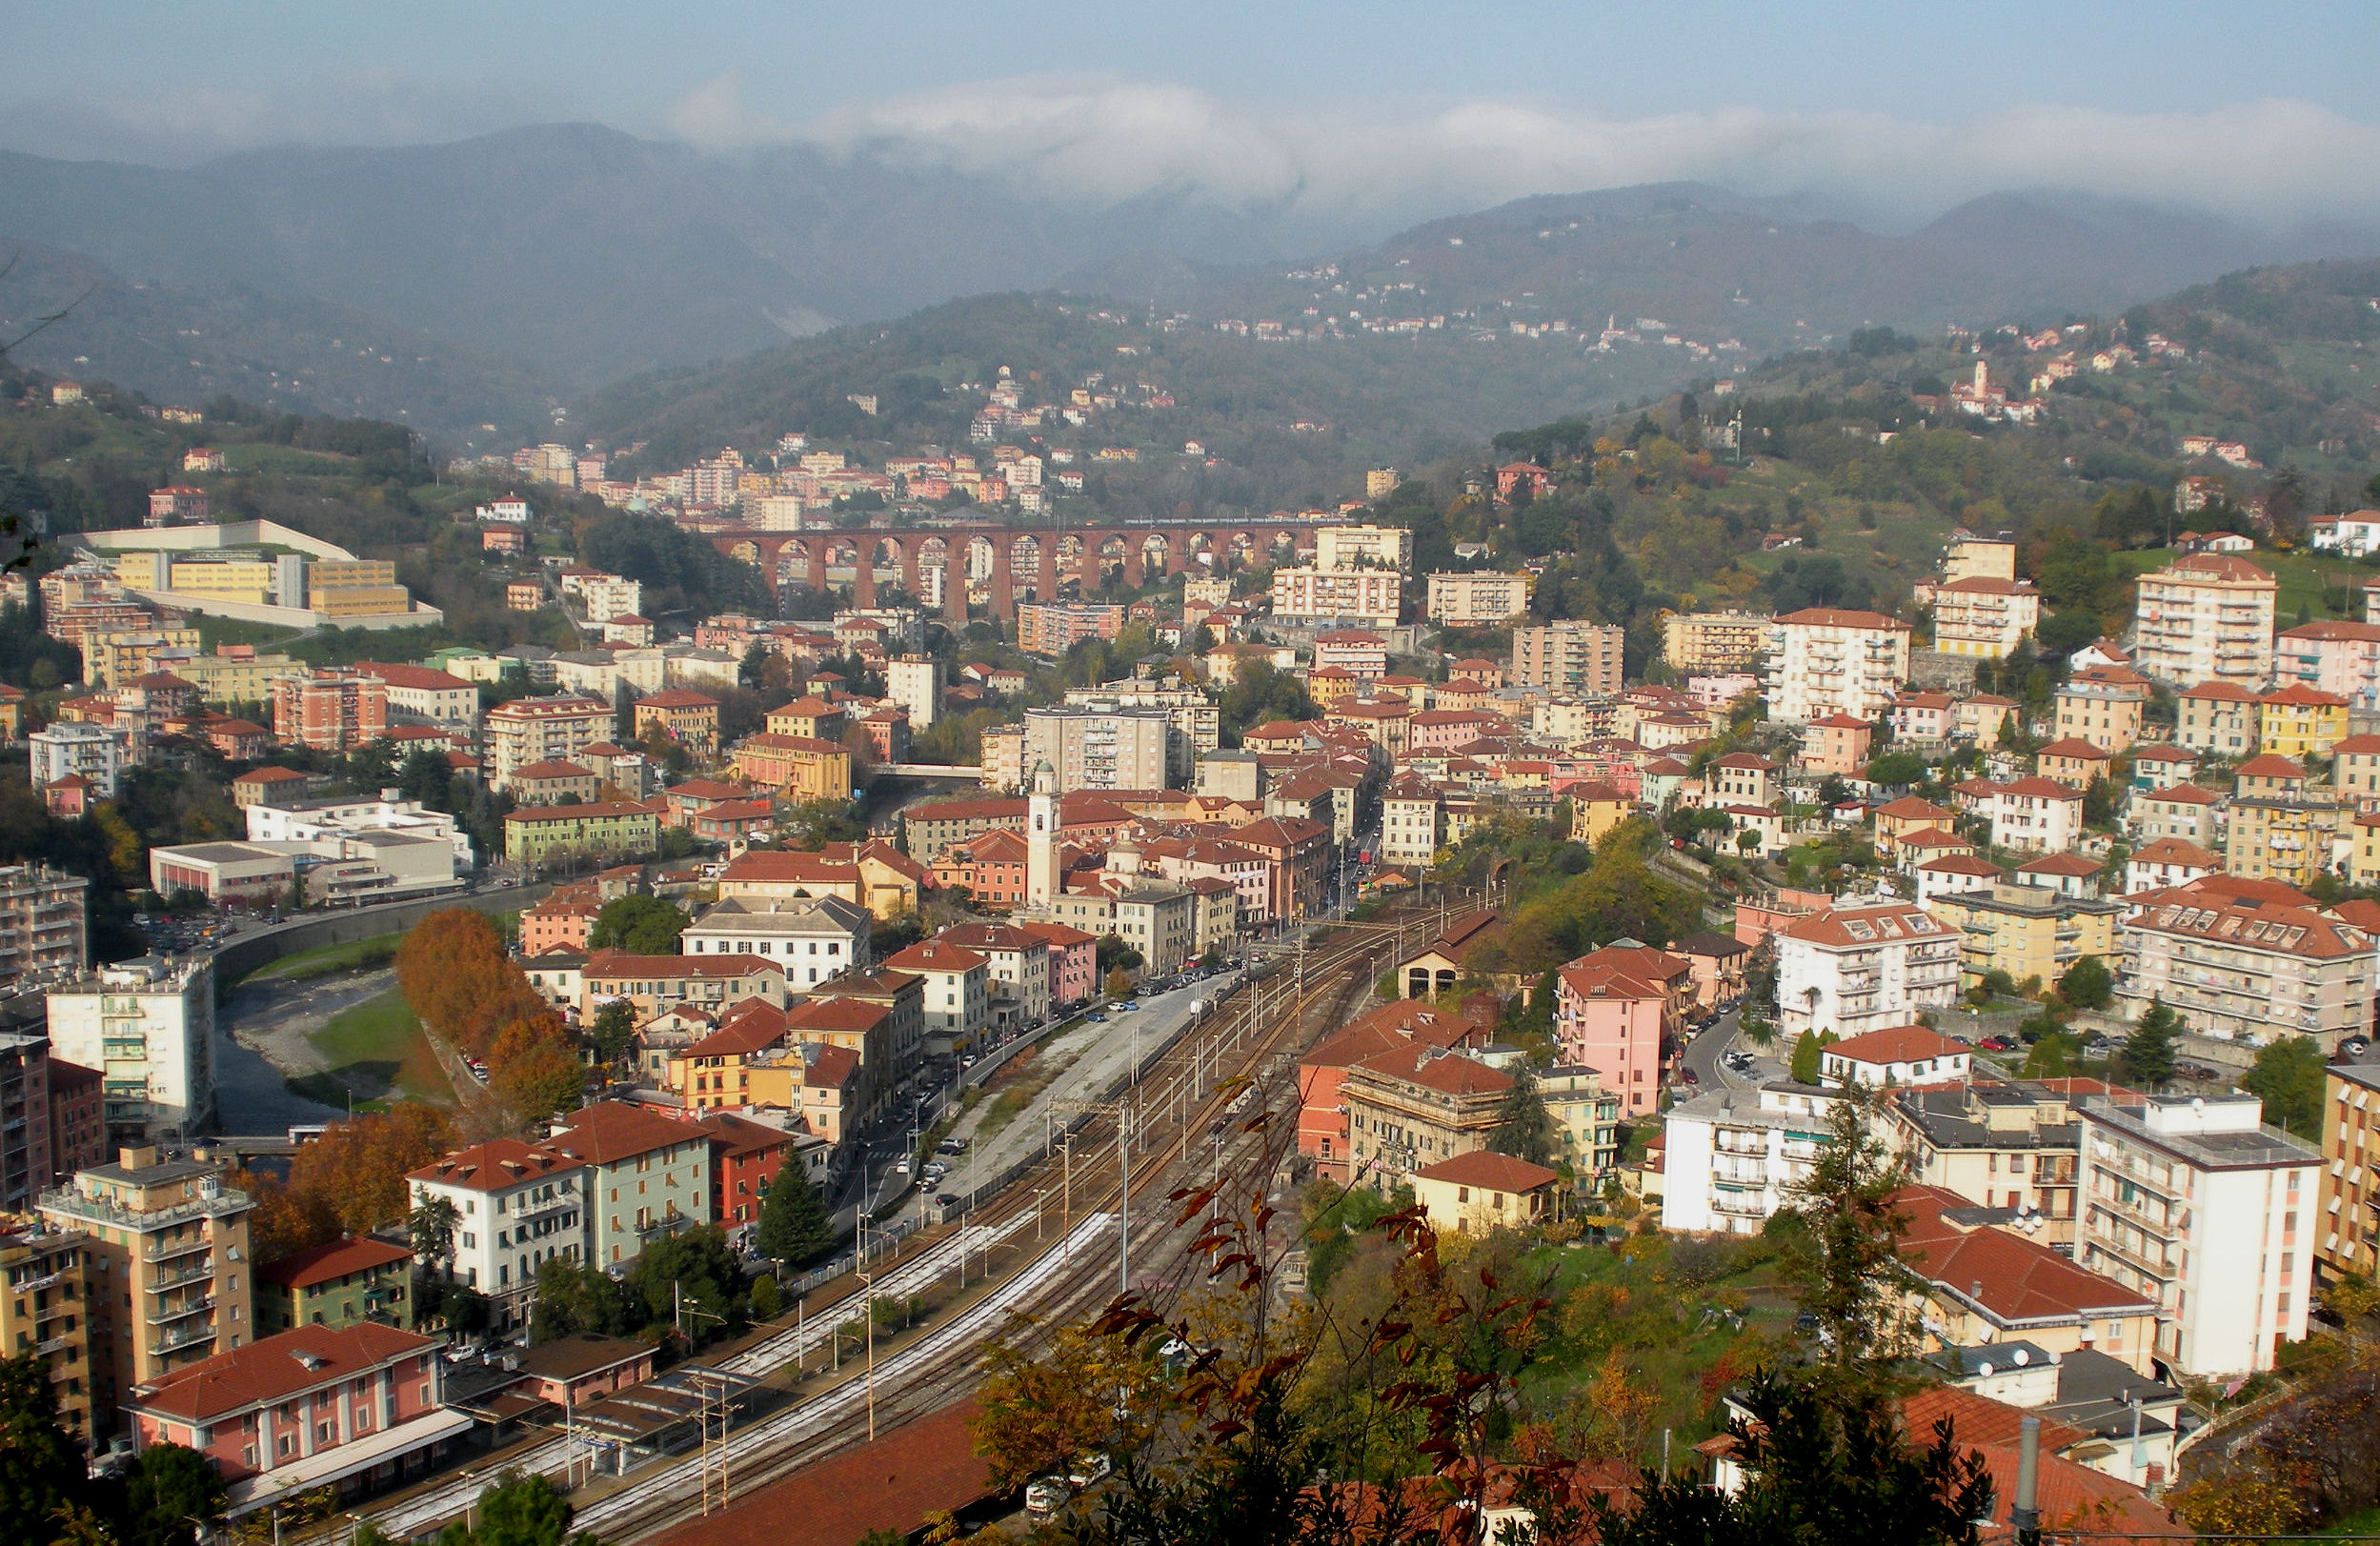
left=675, top=72, right=2380, bottom=233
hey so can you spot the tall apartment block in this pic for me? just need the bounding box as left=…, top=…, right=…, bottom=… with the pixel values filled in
left=39, top=1146, right=254, bottom=1436
left=44, top=956, right=216, bottom=1146
left=2133, top=553, right=2278, bottom=690
left=0, top=863, right=89, bottom=989
left=1512, top=620, right=1626, bottom=695
left=0, top=1214, right=95, bottom=1445
left=271, top=670, right=389, bottom=753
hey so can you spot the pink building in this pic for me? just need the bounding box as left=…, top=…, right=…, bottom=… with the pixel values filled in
left=1800, top=713, right=1874, bottom=776
left=2276, top=619, right=2380, bottom=711
left=127, top=1323, right=459, bottom=1512
left=1408, top=708, right=1505, bottom=753
left=1554, top=946, right=1692, bottom=1116
left=1015, top=919, right=1098, bottom=1007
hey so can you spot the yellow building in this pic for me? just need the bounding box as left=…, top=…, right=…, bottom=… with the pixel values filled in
left=2351, top=812, right=2380, bottom=888
left=0, top=1215, right=95, bottom=1445
left=1660, top=611, right=1773, bottom=673
left=2317, top=1062, right=2380, bottom=1281
left=2050, top=665, right=2150, bottom=753
left=306, top=558, right=397, bottom=591
left=164, top=558, right=275, bottom=603
left=1411, top=1151, right=1561, bottom=1235
left=83, top=628, right=204, bottom=689
left=312, top=586, right=415, bottom=618
left=2227, top=796, right=2336, bottom=887
left=632, top=690, right=722, bottom=761
left=732, top=733, right=854, bottom=800
left=2258, top=684, right=2350, bottom=758
left=37, top=1146, right=255, bottom=1436
left=1928, top=883, right=2121, bottom=994
left=1565, top=782, right=1637, bottom=846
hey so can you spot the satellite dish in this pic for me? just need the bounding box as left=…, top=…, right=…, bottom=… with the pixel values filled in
left=2013, top=1349, right=2030, bottom=1366
left=1976, top=1361, right=1994, bottom=1377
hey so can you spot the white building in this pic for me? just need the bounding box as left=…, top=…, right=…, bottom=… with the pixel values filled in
left=1023, top=704, right=1181, bottom=792
left=474, top=498, right=532, bottom=524
left=1424, top=572, right=1533, bottom=626
left=245, top=791, right=474, bottom=870
left=885, top=653, right=943, bottom=731
left=1816, top=1024, right=1973, bottom=1087
left=1980, top=777, right=2087, bottom=854
left=1774, top=898, right=1961, bottom=1039
left=565, top=572, right=644, bottom=625
left=1765, top=608, right=1912, bottom=724
left=2307, top=511, right=2380, bottom=558
left=404, top=1138, right=585, bottom=1330
left=30, top=723, right=128, bottom=799
left=1313, top=524, right=1414, bottom=572
left=1661, top=1082, right=1848, bottom=1235
left=353, top=662, right=480, bottom=729
left=2133, top=554, right=2277, bottom=690
left=1924, top=576, right=2042, bottom=659
left=681, top=894, right=873, bottom=986
left=2076, top=1094, right=2318, bottom=1375
left=882, top=939, right=991, bottom=1050
left=1268, top=567, right=1402, bottom=629
left=938, top=923, right=1053, bottom=1032
left=45, top=955, right=215, bottom=1143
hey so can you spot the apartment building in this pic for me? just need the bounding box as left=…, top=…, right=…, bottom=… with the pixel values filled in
left=578, top=952, right=789, bottom=1022
left=2114, top=881, right=2378, bottom=1049
left=2051, top=666, right=2150, bottom=752
left=1512, top=619, right=1625, bottom=695
left=1928, top=883, right=2122, bottom=995
left=1380, top=776, right=1444, bottom=867
left=2076, top=1094, right=2317, bottom=1375
left=1980, top=777, right=2086, bottom=854
left=1023, top=704, right=1181, bottom=792
left=1926, top=575, right=2041, bottom=658
left=271, top=671, right=389, bottom=753
left=1774, top=898, right=1962, bottom=1038
left=1424, top=571, right=1533, bottom=626
left=1661, top=1081, right=1849, bottom=1235
left=502, top=800, right=662, bottom=866
left=2133, top=553, right=2277, bottom=689
left=30, top=722, right=128, bottom=799
left=255, top=1235, right=413, bottom=1335
left=0, top=863, right=89, bottom=989
left=681, top=895, right=871, bottom=986
left=882, top=939, right=990, bottom=1049
left=404, top=1139, right=585, bottom=1330
left=1015, top=602, right=1126, bottom=655
left=1881, top=1079, right=2108, bottom=1246
left=1765, top=608, right=1912, bottom=724
left=1313, top=524, right=1413, bottom=571
left=39, top=1146, right=254, bottom=1434
left=938, top=923, right=1053, bottom=1032
left=2316, top=1061, right=2380, bottom=1283
left=543, top=1103, right=711, bottom=1271
left=1661, top=610, right=1773, bottom=673
left=2275, top=620, right=2380, bottom=710
left=2257, top=683, right=2350, bottom=758
left=1555, top=945, right=1691, bottom=1117
left=44, top=955, right=215, bottom=1145
left=886, top=653, right=943, bottom=730
left=0, top=1215, right=94, bottom=1442
left=1341, top=1045, right=1513, bottom=1190
left=352, top=661, right=479, bottom=729
left=1269, top=566, right=1402, bottom=628
left=730, top=733, right=853, bottom=800
left=484, top=693, right=615, bottom=789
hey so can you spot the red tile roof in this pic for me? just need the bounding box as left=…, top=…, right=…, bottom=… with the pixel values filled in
left=131, top=1323, right=437, bottom=1422
left=546, top=1101, right=710, bottom=1163
left=1416, top=1150, right=1560, bottom=1192
left=642, top=1399, right=992, bottom=1546
left=1825, top=1025, right=1969, bottom=1066
left=256, top=1235, right=413, bottom=1290
left=406, top=1137, right=583, bottom=1192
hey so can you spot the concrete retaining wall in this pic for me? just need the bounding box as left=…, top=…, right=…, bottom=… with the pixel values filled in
left=213, top=883, right=555, bottom=983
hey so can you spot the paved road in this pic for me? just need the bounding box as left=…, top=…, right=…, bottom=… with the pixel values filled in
left=1678, top=1006, right=1785, bottom=1094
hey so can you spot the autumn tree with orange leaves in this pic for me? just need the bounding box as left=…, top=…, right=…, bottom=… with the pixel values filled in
left=237, top=1103, right=458, bottom=1263
left=395, top=909, right=550, bottom=1062
left=489, top=1018, right=588, bottom=1128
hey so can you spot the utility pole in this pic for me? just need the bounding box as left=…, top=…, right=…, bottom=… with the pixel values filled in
left=1052, top=1095, right=1137, bottom=1294
left=856, top=1213, right=879, bottom=1441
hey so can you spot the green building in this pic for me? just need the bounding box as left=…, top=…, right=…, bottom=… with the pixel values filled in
left=255, top=1235, right=413, bottom=1334
left=503, top=800, right=662, bottom=865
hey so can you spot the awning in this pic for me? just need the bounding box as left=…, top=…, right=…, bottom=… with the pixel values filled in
left=225, top=1409, right=475, bottom=1516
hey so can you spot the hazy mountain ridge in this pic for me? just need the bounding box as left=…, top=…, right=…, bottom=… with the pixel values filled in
left=5, top=125, right=2380, bottom=451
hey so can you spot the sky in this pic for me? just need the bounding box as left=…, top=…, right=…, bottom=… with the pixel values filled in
left=12, top=2, right=2380, bottom=230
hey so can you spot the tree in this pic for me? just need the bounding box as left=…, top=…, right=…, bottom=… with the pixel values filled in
left=531, top=1257, right=620, bottom=1343
left=1487, top=1066, right=1557, bottom=1169
left=755, top=1165, right=836, bottom=1270
left=117, top=1442, right=230, bottom=1546
left=1788, top=1030, right=1822, bottom=1084
left=2119, top=998, right=2179, bottom=1089
left=408, top=1195, right=462, bottom=1275
left=587, top=895, right=689, bottom=955
left=1105, top=964, right=1134, bottom=998
left=624, top=1226, right=745, bottom=1344
left=1777, top=1091, right=1921, bottom=1380
left=1864, top=751, right=1926, bottom=788
left=2245, top=1035, right=2328, bottom=1136
left=432, top=1471, right=591, bottom=1546
left=2054, top=954, right=2112, bottom=1012
left=1583, top=1368, right=1992, bottom=1546
left=585, top=998, right=638, bottom=1067
left=396, top=909, right=550, bottom=1061
left=0, top=1351, right=90, bottom=1537
left=488, top=1017, right=588, bottom=1130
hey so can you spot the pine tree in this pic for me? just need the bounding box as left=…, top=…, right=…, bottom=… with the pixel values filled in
left=756, top=1165, right=836, bottom=1269
left=1487, top=1066, right=1557, bottom=1167
left=1788, top=1030, right=1822, bottom=1084
left=2120, top=998, right=2180, bottom=1089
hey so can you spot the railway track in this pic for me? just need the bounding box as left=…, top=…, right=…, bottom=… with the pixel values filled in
left=344, top=904, right=1435, bottom=1544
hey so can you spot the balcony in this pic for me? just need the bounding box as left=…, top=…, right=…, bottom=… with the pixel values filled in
left=143, top=1235, right=214, bottom=1264
left=34, top=1335, right=72, bottom=1356
left=151, top=1323, right=219, bottom=1357
left=41, top=1185, right=248, bottom=1235
left=1710, top=1189, right=1769, bottom=1218
left=151, top=1260, right=213, bottom=1290
left=147, top=1294, right=214, bottom=1326
left=2087, top=1232, right=2177, bottom=1283
left=507, top=1194, right=578, bottom=1229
